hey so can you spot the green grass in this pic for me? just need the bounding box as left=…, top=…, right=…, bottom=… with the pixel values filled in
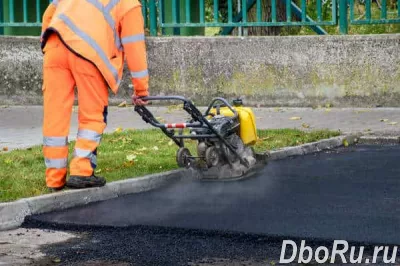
left=0, top=128, right=339, bottom=202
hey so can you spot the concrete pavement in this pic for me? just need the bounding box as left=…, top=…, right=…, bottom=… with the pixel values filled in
left=1, top=106, right=400, bottom=151
left=0, top=228, right=76, bottom=266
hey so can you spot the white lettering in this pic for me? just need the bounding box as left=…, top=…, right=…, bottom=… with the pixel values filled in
left=280, top=240, right=298, bottom=264
left=383, top=246, right=397, bottom=263
left=315, top=246, right=330, bottom=263
left=349, top=246, right=364, bottom=263
left=373, top=246, right=384, bottom=263
left=298, top=240, right=313, bottom=263
left=330, top=240, right=349, bottom=263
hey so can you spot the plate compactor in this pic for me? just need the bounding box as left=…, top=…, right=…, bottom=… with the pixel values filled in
left=134, top=96, right=263, bottom=181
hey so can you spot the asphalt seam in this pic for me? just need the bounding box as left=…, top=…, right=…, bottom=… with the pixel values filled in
left=0, top=133, right=364, bottom=231
left=267, top=134, right=360, bottom=160
left=0, top=169, right=185, bottom=231
left=358, top=135, right=400, bottom=145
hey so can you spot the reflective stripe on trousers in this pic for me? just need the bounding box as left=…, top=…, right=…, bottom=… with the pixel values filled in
left=43, top=136, right=68, bottom=169
left=74, top=129, right=102, bottom=169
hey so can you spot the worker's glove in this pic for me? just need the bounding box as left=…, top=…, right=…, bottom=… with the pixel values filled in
left=132, top=95, right=149, bottom=106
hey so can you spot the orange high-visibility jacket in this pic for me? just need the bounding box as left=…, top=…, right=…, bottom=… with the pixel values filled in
left=41, top=0, right=149, bottom=96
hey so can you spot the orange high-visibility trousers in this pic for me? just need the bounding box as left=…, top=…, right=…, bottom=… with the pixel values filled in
left=42, top=33, right=108, bottom=189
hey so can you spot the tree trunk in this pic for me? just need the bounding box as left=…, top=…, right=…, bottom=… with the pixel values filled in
left=218, top=0, right=288, bottom=36
left=245, top=0, right=287, bottom=36
left=219, top=0, right=286, bottom=36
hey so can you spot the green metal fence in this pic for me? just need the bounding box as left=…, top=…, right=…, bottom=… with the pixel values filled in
left=157, top=0, right=337, bottom=33
left=1, top=0, right=50, bottom=27
left=0, top=0, right=51, bottom=35
left=349, top=0, right=400, bottom=24
left=0, top=0, right=399, bottom=36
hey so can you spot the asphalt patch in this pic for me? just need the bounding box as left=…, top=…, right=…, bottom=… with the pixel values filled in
left=23, top=144, right=400, bottom=265
left=23, top=224, right=397, bottom=266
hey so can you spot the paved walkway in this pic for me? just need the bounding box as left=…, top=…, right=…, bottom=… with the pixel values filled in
left=1, top=106, right=400, bottom=151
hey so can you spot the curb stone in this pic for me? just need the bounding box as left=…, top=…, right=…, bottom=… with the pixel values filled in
left=26, top=186, right=118, bottom=215
left=108, top=170, right=182, bottom=196
left=0, top=169, right=186, bottom=231
left=0, top=200, right=31, bottom=231
left=358, top=136, right=400, bottom=145
left=263, top=134, right=360, bottom=161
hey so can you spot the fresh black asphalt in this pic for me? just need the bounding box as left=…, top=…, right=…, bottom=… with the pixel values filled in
left=24, top=144, right=400, bottom=265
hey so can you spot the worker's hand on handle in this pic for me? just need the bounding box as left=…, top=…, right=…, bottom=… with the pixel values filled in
left=132, top=95, right=149, bottom=106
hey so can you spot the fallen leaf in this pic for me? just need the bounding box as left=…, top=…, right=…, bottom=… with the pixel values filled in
left=138, top=147, right=148, bottom=151
left=168, top=140, right=174, bottom=146
left=95, top=169, right=102, bottom=174
left=126, top=154, right=137, bottom=161
left=388, top=122, right=398, bottom=125
left=166, top=104, right=184, bottom=113
left=152, top=146, right=159, bottom=151
left=118, top=101, right=127, bottom=107
left=52, top=258, right=61, bottom=263
left=2, top=147, right=8, bottom=152
left=302, top=123, right=310, bottom=129
left=123, top=161, right=135, bottom=167
left=114, top=127, right=123, bottom=133
left=343, top=139, right=349, bottom=147
left=289, top=117, right=302, bottom=120
left=380, top=119, right=389, bottom=122
left=355, top=109, right=370, bottom=114
left=155, top=117, right=166, bottom=123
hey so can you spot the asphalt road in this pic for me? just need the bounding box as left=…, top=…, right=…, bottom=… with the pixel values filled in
left=24, top=145, right=400, bottom=265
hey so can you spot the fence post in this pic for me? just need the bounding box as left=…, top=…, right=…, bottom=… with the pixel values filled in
left=339, top=0, right=348, bottom=34
left=0, top=2, right=3, bottom=35
left=149, top=0, right=157, bottom=36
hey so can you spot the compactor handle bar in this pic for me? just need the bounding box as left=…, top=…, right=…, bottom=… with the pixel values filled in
left=135, top=96, right=238, bottom=126
left=134, top=96, right=246, bottom=165
left=134, top=96, right=204, bottom=129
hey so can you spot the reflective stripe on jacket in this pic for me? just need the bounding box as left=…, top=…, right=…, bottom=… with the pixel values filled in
left=41, top=0, right=149, bottom=96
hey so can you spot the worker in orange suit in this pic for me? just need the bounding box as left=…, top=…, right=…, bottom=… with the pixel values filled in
left=41, top=0, right=149, bottom=191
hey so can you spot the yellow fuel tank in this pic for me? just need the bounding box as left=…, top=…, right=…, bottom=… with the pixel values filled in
left=209, top=101, right=257, bottom=146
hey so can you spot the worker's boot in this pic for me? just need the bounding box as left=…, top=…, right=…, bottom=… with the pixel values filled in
left=48, top=186, right=65, bottom=193
left=66, top=174, right=106, bottom=189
